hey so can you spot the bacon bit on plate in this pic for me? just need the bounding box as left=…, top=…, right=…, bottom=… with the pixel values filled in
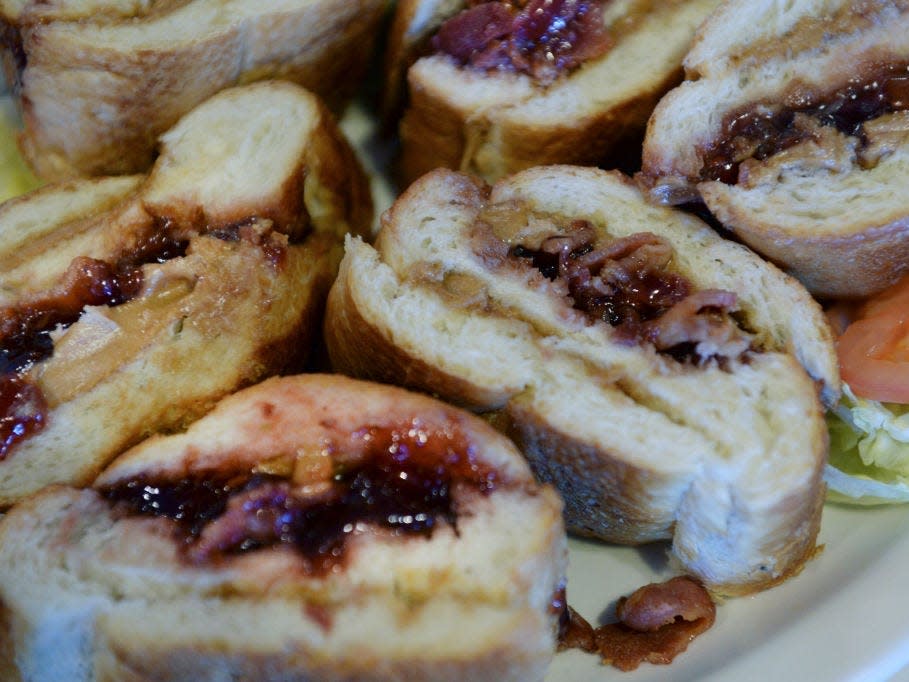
left=558, top=576, right=716, bottom=671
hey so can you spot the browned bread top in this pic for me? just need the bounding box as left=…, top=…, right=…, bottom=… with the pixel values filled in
left=0, top=0, right=389, bottom=179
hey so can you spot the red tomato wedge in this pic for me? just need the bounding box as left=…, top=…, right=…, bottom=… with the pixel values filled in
left=837, top=274, right=909, bottom=403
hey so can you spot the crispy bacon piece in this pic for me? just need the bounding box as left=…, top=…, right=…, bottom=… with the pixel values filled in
left=645, top=288, right=751, bottom=360
left=557, top=604, right=598, bottom=653
left=556, top=576, right=716, bottom=671
left=616, top=575, right=716, bottom=632
left=433, top=3, right=514, bottom=64
left=597, top=576, right=716, bottom=671
left=511, top=227, right=753, bottom=363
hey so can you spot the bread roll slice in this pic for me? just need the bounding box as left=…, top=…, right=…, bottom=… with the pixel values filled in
left=0, top=81, right=372, bottom=507
left=641, top=0, right=909, bottom=298
left=325, top=165, right=839, bottom=595
left=0, top=373, right=567, bottom=682
left=391, top=0, right=723, bottom=185
left=0, top=0, right=388, bottom=179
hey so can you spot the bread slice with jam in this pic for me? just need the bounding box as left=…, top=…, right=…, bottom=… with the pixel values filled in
left=389, top=0, right=723, bottom=185
left=641, top=0, right=909, bottom=298
left=0, top=81, right=372, bottom=507
left=325, top=165, right=839, bottom=596
left=0, top=374, right=567, bottom=682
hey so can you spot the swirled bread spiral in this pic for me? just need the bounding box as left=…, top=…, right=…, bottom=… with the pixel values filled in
left=641, top=0, right=909, bottom=298
left=325, top=164, right=839, bottom=595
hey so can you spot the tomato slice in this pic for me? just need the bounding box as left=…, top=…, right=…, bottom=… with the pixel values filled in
left=836, top=274, right=909, bottom=403
left=859, top=279, right=909, bottom=321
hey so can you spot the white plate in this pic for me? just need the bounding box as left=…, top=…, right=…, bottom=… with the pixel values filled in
left=2, top=94, right=907, bottom=682
left=551, top=502, right=909, bottom=681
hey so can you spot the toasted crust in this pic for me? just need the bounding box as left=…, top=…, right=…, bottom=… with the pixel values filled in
left=380, top=0, right=461, bottom=123
left=141, top=81, right=373, bottom=241
left=325, top=172, right=515, bottom=410
left=0, top=0, right=388, bottom=179
left=393, top=0, right=722, bottom=185
left=325, top=165, right=837, bottom=595
left=0, top=82, right=372, bottom=507
left=0, top=374, right=567, bottom=682
left=640, top=0, right=909, bottom=298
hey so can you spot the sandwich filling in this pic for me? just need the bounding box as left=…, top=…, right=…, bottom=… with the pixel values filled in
left=700, top=62, right=909, bottom=184
left=432, top=0, right=611, bottom=83
left=0, top=230, right=187, bottom=460
left=101, top=423, right=504, bottom=573
left=0, top=222, right=288, bottom=460
left=477, top=204, right=753, bottom=364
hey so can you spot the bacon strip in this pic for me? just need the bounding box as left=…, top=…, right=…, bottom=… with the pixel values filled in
left=556, top=577, right=717, bottom=671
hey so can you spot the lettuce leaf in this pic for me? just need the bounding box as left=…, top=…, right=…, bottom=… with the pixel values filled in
left=825, top=384, right=909, bottom=504
left=0, top=96, right=40, bottom=203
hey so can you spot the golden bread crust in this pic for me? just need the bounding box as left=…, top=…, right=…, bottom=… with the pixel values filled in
left=393, top=0, right=723, bottom=185
left=0, top=81, right=371, bottom=506
left=2, top=0, right=388, bottom=179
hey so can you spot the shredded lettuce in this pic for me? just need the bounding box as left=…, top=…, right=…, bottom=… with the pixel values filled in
left=825, top=384, right=909, bottom=504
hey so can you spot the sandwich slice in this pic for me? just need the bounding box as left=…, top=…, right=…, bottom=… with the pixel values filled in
left=0, top=373, right=567, bottom=682
left=390, top=0, right=724, bottom=184
left=325, top=165, right=839, bottom=595
left=641, top=0, right=909, bottom=298
left=0, top=0, right=388, bottom=179
left=0, top=80, right=372, bottom=507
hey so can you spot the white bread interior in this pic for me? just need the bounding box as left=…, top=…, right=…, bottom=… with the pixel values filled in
left=142, top=81, right=373, bottom=241
left=325, top=165, right=838, bottom=595
left=395, top=0, right=723, bottom=185
left=0, top=374, right=567, bottom=682
left=641, top=0, right=909, bottom=298
left=0, top=81, right=372, bottom=507
left=0, top=0, right=389, bottom=179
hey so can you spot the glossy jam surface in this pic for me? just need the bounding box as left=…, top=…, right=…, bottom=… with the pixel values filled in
left=1, top=233, right=188, bottom=375
left=506, top=221, right=752, bottom=363
left=102, top=424, right=501, bottom=573
left=0, top=374, right=46, bottom=459
left=512, top=231, right=690, bottom=331
left=433, top=0, right=611, bottom=83
left=0, top=231, right=189, bottom=459
left=701, top=64, right=909, bottom=184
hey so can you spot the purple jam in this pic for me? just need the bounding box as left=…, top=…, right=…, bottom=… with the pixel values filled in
left=101, top=425, right=501, bottom=574
left=701, top=64, right=909, bottom=184
left=433, top=0, right=611, bottom=82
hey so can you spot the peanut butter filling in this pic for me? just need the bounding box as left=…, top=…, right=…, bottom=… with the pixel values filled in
left=700, top=62, right=909, bottom=184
